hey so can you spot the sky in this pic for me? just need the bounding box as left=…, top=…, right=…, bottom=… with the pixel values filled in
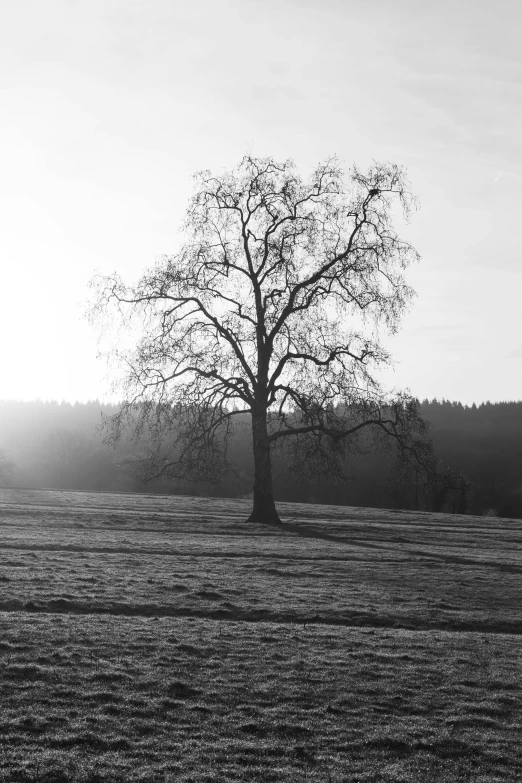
left=1, top=0, right=521, bottom=405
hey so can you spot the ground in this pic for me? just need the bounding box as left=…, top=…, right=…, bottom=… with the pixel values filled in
left=0, top=488, right=521, bottom=781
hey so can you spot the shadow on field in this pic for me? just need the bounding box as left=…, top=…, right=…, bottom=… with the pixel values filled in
left=278, top=518, right=389, bottom=552
left=279, top=518, right=522, bottom=575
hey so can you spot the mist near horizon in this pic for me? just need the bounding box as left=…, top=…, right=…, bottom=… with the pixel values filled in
left=1, top=398, right=521, bottom=519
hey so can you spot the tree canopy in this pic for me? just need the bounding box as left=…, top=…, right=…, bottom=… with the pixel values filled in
left=90, top=155, right=432, bottom=524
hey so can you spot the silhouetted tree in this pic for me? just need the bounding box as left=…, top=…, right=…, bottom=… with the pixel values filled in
left=90, top=155, right=432, bottom=524
left=389, top=445, right=473, bottom=514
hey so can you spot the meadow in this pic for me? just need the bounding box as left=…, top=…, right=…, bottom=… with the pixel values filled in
left=1, top=488, right=521, bottom=782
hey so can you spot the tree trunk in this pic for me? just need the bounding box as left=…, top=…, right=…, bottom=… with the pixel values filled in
left=246, top=406, right=281, bottom=525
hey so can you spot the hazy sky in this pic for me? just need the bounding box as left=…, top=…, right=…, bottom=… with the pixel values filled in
left=1, top=0, right=521, bottom=405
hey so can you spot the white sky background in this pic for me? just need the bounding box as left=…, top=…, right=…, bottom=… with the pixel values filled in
left=0, top=0, right=521, bottom=405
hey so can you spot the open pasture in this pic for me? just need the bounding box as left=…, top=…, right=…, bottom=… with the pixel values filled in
left=1, top=488, right=522, bottom=781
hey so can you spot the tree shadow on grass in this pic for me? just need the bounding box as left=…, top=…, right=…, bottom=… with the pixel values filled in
left=277, top=518, right=391, bottom=553
left=278, top=518, right=522, bottom=575
left=406, top=548, right=522, bottom=574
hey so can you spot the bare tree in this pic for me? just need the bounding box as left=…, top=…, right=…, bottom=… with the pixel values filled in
left=90, top=155, right=432, bottom=524
left=390, top=450, right=472, bottom=514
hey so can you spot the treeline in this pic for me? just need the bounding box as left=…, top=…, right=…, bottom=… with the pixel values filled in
left=0, top=399, right=521, bottom=518
left=275, top=400, right=522, bottom=519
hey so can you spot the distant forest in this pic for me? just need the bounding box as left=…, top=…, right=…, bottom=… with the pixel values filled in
left=0, top=399, right=521, bottom=519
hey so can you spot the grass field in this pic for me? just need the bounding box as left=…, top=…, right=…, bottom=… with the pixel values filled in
left=1, top=488, right=521, bottom=782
